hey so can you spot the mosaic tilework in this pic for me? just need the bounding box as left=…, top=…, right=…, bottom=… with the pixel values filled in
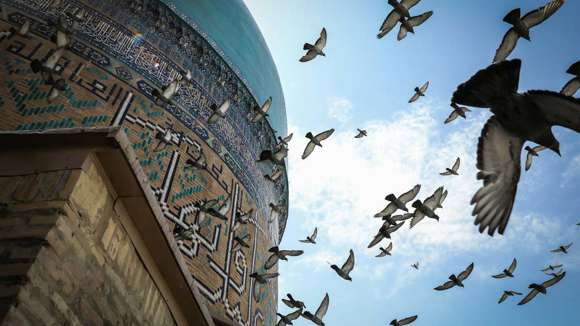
left=0, top=1, right=287, bottom=324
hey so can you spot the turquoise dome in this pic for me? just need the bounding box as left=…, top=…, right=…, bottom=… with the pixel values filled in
left=162, top=0, right=287, bottom=136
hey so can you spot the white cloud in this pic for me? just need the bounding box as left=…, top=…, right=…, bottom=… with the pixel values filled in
left=326, top=97, right=353, bottom=123
left=285, top=103, right=565, bottom=282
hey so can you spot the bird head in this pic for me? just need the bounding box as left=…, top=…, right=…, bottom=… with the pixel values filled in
left=389, top=320, right=398, bottom=326
left=268, top=246, right=279, bottom=253
left=305, top=132, right=314, bottom=140
left=412, top=200, right=422, bottom=209
left=330, top=264, right=339, bottom=271
left=385, top=194, right=397, bottom=202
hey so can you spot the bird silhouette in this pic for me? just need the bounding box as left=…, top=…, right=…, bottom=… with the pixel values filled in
left=302, top=293, right=329, bottom=326
left=452, top=59, right=580, bottom=236
left=561, top=61, right=580, bottom=96
left=330, top=249, right=355, bottom=281
left=300, top=28, right=327, bottom=62
left=492, top=258, right=517, bottom=279
left=248, top=97, right=273, bottom=123
left=302, top=129, right=335, bottom=159
left=299, top=227, right=318, bottom=244
left=409, top=81, right=429, bottom=103
left=434, top=263, right=474, bottom=291
left=518, top=272, right=566, bottom=305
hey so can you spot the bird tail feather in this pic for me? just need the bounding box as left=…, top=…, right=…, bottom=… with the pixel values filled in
left=451, top=59, right=521, bottom=108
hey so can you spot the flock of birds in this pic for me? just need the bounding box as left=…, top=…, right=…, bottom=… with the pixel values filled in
left=2, top=0, right=579, bottom=325
left=259, top=0, right=579, bottom=325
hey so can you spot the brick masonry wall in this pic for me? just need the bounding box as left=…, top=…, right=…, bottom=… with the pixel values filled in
left=0, top=160, right=177, bottom=325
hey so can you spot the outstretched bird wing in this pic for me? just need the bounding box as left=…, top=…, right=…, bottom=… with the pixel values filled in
left=341, top=249, right=355, bottom=274
left=279, top=250, right=304, bottom=257
left=518, top=288, right=539, bottom=305
left=419, top=81, right=430, bottom=93
left=471, top=117, right=524, bottom=236
left=310, top=227, right=318, bottom=241
left=368, top=232, right=385, bottom=248
left=524, top=91, right=580, bottom=133
left=434, top=280, right=455, bottom=291
left=378, top=10, right=401, bottom=39
left=286, top=308, right=304, bottom=321
left=458, top=263, right=475, bottom=281
left=264, top=254, right=279, bottom=270
left=401, top=0, right=422, bottom=9
left=302, top=141, right=317, bottom=159
left=451, top=157, right=461, bottom=172
left=375, top=202, right=398, bottom=217
left=315, top=293, right=330, bottom=319
left=300, top=48, right=318, bottom=62
left=399, top=184, right=421, bottom=204
left=424, top=187, right=444, bottom=210
left=498, top=292, right=509, bottom=304
left=409, top=11, right=433, bottom=28
left=561, top=78, right=580, bottom=97
left=315, top=28, right=327, bottom=49
left=445, top=110, right=461, bottom=124
left=315, top=128, right=335, bottom=142
left=493, top=28, right=519, bottom=63
left=521, top=0, right=564, bottom=29
left=399, top=315, right=418, bottom=325
left=542, top=271, right=566, bottom=288
left=525, top=145, right=546, bottom=171
left=408, top=92, right=421, bottom=103
left=507, top=258, right=518, bottom=274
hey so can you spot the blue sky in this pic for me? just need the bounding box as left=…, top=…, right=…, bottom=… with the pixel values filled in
left=244, top=1, right=580, bottom=325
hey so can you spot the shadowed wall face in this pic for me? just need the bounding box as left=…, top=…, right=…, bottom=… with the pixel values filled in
left=0, top=0, right=288, bottom=325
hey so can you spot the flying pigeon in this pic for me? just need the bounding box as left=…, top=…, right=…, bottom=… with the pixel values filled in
left=493, top=0, right=565, bottom=63
left=265, top=168, right=283, bottom=183
left=410, top=186, right=444, bottom=228
left=276, top=308, right=303, bottom=326
left=300, top=227, right=318, bottom=244
left=249, top=97, right=272, bottom=123
left=300, top=28, right=327, bottom=63
left=208, top=100, right=230, bottom=124
left=452, top=59, right=580, bottom=236
left=518, top=272, right=566, bottom=305
left=0, top=18, right=30, bottom=38
left=355, top=129, right=368, bottom=138
left=302, top=129, right=335, bottom=159
left=547, top=269, right=565, bottom=278
left=541, top=264, right=563, bottom=273
left=440, top=157, right=460, bottom=176
left=264, top=246, right=304, bottom=270
left=397, top=11, right=433, bottom=41
left=302, top=293, right=329, bottom=326
left=376, top=242, right=393, bottom=257
left=330, top=249, right=355, bottom=281
left=375, top=184, right=421, bottom=218
left=551, top=242, right=573, bottom=254
left=185, top=151, right=208, bottom=170
left=152, top=71, right=192, bottom=105
left=409, top=81, right=429, bottom=103
left=411, top=262, right=420, bottom=270
left=382, top=213, right=414, bottom=226
left=445, top=103, right=471, bottom=124
left=250, top=272, right=279, bottom=284
left=434, top=263, right=475, bottom=291
left=390, top=315, right=418, bottom=326
left=492, top=258, right=517, bottom=279
left=277, top=133, right=294, bottom=149
left=524, top=145, right=547, bottom=171
left=258, top=146, right=288, bottom=166
left=377, top=0, right=423, bottom=39
left=368, top=222, right=404, bottom=248
left=282, top=293, right=306, bottom=309
left=561, top=61, right=580, bottom=96
left=498, top=290, right=523, bottom=304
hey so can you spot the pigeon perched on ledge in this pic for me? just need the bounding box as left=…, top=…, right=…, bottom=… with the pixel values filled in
left=452, top=59, right=580, bottom=236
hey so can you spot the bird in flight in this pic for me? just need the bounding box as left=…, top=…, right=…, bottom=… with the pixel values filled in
left=383, top=213, right=414, bottom=226
left=409, top=81, right=429, bottom=103
left=249, top=271, right=279, bottom=284
left=208, top=100, right=230, bottom=124
left=376, top=242, right=393, bottom=258
left=258, top=146, right=288, bottom=166
left=282, top=293, right=306, bottom=309
left=551, top=242, right=573, bottom=254
left=561, top=61, right=580, bottom=97
left=375, top=184, right=421, bottom=218
left=276, top=308, right=303, bottom=326
left=390, top=315, right=418, bottom=326
left=440, top=157, right=461, bottom=176
left=264, top=246, right=304, bottom=270
left=492, top=258, right=517, bottom=279
left=397, top=11, right=433, bottom=41
left=300, top=28, right=327, bottom=63
left=410, top=186, right=444, bottom=228
left=302, top=293, right=329, bottom=326
left=518, top=272, right=566, bottom=305
left=434, top=263, right=475, bottom=291
left=248, top=97, right=272, bottom=123
left=411, top=262, right=420, bottom=270
left=541, top=264, right=563, bottom=273
left=493, top=0, right=565, bottom=63
left=302, top=129, right=335, bottom=159
left=368, top=222, right=404, bottom=248
left=452, top=58, right=580, bottom=236
left=330, top=249, right=355, bottom=281
left=299, top=227, right=318, bottom=244
left=498, top=290, right=523, bottom=304
left=524, top=145, right=547, bottom=171
left=355, top=129, right=368, bottom=138
left=377, top=0, right=423, bottom=39
left=445, top=103, right=471, bottom=124
left=277, top=133, right=294, bottom=149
